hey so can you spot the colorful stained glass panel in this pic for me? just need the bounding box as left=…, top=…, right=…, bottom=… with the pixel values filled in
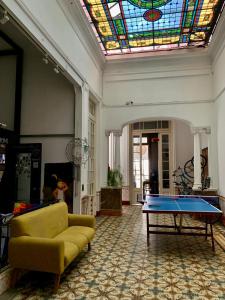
left=80, top=0, right=225, bottom=56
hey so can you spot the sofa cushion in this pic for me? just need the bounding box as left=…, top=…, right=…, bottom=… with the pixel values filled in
left=64, top=241, right=80, bottom=268
left=11, top=203, right=69, bottom=238
left=54, top=228, right=88, bottom=251
left=67, top=226, right=95, bottom=242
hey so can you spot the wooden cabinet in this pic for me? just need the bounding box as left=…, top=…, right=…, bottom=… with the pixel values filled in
left=99, top=187, right=122, bottom=216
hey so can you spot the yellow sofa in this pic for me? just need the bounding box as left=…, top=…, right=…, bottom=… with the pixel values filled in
left=9, top=202, right=96, bottom=290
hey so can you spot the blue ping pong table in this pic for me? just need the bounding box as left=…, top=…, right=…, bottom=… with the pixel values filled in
left=142, top=195, right=222, bottom=251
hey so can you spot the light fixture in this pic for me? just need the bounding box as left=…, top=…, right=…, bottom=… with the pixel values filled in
left=0, top=11, right=9, bottom=25
left=53, top=65, right=60, bottom=74
left=42, top=54, right=49, bottom=64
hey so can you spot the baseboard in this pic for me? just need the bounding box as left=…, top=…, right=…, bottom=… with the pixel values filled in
left=98, top=209, right=122, bottom=216
left=122, top=200, right=130, bottom=205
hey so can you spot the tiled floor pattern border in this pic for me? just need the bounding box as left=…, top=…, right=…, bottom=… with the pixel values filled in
left=4, top=206, right=225, bottom=299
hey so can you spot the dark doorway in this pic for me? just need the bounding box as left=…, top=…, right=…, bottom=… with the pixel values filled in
left=0, top=128, right=18, bottom=213
left=142, top=133, right=159, bottom=195
left=13, top=143, right=42, bottom=205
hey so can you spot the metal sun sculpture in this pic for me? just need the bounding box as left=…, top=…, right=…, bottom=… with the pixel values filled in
left=66, top=138, right=89, bottom=166
left=173, top=154, right=209, bottom=195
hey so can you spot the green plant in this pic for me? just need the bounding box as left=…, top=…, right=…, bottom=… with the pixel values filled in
left=107, top=169, right=123, bottom=187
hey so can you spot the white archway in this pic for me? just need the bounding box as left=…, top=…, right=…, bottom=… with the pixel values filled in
left=100, top=103, right=218, bottom=192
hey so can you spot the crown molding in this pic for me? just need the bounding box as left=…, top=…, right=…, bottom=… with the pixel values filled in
left=102, top=99, right=213, bottom=109
left=104, top=65, right=211, bottom=82
left=106, top=47, right=210, bottom=64
left=191, top=126, right=211, bottom=134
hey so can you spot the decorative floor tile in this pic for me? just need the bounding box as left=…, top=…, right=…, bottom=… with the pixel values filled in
left=5, top=206, right=225, bottom=300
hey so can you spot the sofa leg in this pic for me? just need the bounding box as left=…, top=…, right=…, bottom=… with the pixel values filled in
left=54, top=274, right=61, bottom=292
left=88, top=243, right=91, bottom=251
left=10, top=268, right=20, bottom=288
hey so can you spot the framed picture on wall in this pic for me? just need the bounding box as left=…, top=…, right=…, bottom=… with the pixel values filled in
left=43, top=162, right=74, bottom=213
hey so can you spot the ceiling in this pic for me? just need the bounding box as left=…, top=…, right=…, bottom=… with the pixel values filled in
left=80, top=0, right=225, bottom=57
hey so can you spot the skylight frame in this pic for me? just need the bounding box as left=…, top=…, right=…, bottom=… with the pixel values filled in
left=80, top=0, right=225, bottom=56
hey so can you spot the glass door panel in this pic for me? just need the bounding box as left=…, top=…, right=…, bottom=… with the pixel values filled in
left=159, top=133, right=171, bottom=194
left=132, top=135, right=141, bottom=202
left=141, top=144, right=149, bottom=184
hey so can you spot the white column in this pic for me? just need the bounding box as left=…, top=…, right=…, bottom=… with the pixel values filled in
left=113, top=130, right=122, bottom=170
left=80, top=82, right=89, bottom=197
left=205, top=128, right=213, bottom=188
left=73, top=82, right=89, bottom=213
left=105, top=130, right=111, bottom=169
left=192, top=128, right=202, bottom=190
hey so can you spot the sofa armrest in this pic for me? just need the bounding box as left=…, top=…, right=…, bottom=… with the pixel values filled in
left=68, top=214, right=96, bottom=228
left=9, top=236, right=64, bottom=274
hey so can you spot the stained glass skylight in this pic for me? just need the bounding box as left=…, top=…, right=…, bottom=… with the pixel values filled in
left=80, top=0, right=225, bottom=56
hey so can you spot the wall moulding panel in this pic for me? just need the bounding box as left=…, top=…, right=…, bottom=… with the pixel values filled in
left=103, top=78, right=212, bottom=107
left=103, top=99, right=213, bottom=109
left=104, top=70, right=212, bottom=83
left=102, top=102, right=213, bottom=131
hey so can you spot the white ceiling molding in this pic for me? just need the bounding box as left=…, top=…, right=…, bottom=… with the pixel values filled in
left=213, top=85, right=225, bottom=103
left=102, top=99, right=213, bottom=108
left=104, top=67, right=212, bottom=83
left=57, top=0, right=105, bottom=71
left=106, top=47, right=210, bottom=63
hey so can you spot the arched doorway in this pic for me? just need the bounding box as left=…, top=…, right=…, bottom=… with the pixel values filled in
left=118, top=118, right=196, bottom=204
left=130, top=120, right=173, bottom=203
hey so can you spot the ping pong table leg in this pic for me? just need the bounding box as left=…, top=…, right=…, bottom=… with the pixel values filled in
left=146, top=213, right=150, bottom=247
left=205, top=221, right=208, bottom=240
left=179, top=215, right=183, bottom=233
left=210, top=224, right=215, bottom=252
left=173, top=214, right=177, bottom=230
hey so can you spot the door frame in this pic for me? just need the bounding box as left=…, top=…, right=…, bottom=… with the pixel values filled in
left=130, top=122, right=175, bottom=203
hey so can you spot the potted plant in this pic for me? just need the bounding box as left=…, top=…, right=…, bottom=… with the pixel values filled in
left=100, top=168, right=123, bottom=216
left=107, top=168, right=123, bottom=187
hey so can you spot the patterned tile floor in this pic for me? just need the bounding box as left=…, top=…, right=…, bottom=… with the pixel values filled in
left=3, top=206, right=225, bottom=300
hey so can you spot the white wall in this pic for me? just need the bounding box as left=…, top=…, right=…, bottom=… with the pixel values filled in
left=213, top=41, right=225, bottom=198
left=104, top=55, right=212, bottom=106
left=0, top=55, right=16, bottom=130
left=12, top=29, right=75, bottom=199
left=120, top=125, right=129, bottom=186
left=20, top=47, right=74, bottom=135
left=103, top=55, right=213, bottom=131
left=101, top=54, right=217, bottom=188
left=174, top=120, right=194, bottom=170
